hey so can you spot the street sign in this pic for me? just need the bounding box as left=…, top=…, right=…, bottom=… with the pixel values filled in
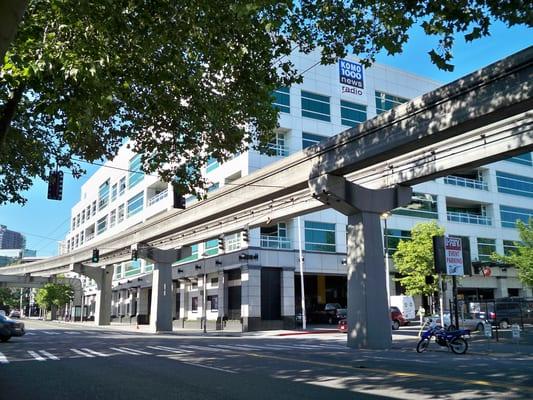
left=484, top=322, right=492, bottom=337
left=511, top=324, right=521, bottom=339
left=445, top=236, right=464, bottom=275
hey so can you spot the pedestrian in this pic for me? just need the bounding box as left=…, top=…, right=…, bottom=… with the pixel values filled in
left=418, top=306, right=425, bottom=325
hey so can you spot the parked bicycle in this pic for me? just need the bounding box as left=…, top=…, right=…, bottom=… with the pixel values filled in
left=416, top=322, right=470, bottom=354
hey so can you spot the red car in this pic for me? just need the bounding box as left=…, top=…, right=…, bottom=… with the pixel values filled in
left=337, top=306, right=409, bottom=332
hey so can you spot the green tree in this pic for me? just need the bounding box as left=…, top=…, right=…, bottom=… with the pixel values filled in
left=392, top=221, right=444, bottom=296
left=35, top=283, right=74, bottom=312
left=0, top=287, right=19, bottom=309
left=492, top=218, right=533, bottom=287
left=2, top=1, right=530, bottom=203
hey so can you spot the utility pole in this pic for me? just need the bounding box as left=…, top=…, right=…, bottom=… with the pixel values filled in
left=297, top=217, right=306, bottom=330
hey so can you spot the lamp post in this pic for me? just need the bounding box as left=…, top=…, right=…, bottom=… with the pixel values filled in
left=381, top=212, right=391, bottom=307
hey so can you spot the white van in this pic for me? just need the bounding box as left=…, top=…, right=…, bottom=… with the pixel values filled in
left=390, top=296, right=416, bottom=320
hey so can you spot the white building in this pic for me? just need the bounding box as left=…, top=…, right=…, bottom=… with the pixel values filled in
left=64, top=51, right=533, bottom=330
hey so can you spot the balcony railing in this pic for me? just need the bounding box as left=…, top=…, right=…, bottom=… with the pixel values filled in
left=85, top=233, right=95, bottom=242
left=447, top=211, right=492, bottom=225
left=148, top=189, right=168, bottom=206
left=260, top=235, right=291, bottom=249
left=444, top=175, right=488, bottom=190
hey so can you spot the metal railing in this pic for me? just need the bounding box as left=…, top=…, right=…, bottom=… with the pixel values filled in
left=444, top=175, right=488, bottom=190
left=267, top=144, right=289, bottom=157
left=148, top=189, right=168, bottom=206
left=447, top=211, right=492, bottom=225
left=260, top=235, right=291, bottom=249
left=85, top=233, right=95, bottom=242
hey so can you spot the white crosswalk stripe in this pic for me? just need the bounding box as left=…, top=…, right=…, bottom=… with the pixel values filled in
left=42, top=331, right=60, bottom=335
left=39, top=350, right=59, bottom=360
left=146, top=345, right=190, bottom=354
left=110, top=347, right=139, bottom=355
left=120, top=347, right=152, bottom=355
left=179, top=345, right=228, bottom=353
left=64, top=331, right=81, bottom=335
left=81, top=348, right=111, bottom=357
left=0, top=352, right=9, bottom=364
left=70, top=348, right=95, bottom=358
left=28, top=350, right=46, bottom=361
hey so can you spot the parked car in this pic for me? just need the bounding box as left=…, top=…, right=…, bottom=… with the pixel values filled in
left=0, top=314, right=25, bottom=342
left=425, top=312, right=486, bottom=331
left=308, top=303, right=345, bottom=324
left=338, top=307, right=409, bottom=332
left=486, top=299, right=533, bottom=328
left=9, top=310, right=21, bottom=318
left=390, top=306, right=409, bottom=330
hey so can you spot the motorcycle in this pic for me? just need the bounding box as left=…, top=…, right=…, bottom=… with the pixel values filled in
left=416, top=322, right=470, bottom=354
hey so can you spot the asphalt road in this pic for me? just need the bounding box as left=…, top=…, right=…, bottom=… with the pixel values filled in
left=1, top=320, right=532, bottom=400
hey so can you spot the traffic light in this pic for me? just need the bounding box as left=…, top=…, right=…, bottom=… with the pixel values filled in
left=92, top=248, right=100, bottom=263
left=172, top=182, right=186, bottom=209
left=472, top=261, right=482, bottom=275
left=218, top=234, right=225, bottom=252
left=132, top=249, right=138, bottom=261
left=242, top=229, right=249, bottom=242
left=47, top=171, right=64, bottom=200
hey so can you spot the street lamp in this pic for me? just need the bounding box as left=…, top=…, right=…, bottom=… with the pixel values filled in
left=381, top=211, right=391, bottom=307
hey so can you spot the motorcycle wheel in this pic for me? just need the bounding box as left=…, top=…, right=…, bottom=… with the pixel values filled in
left=416, top=338, right=430, bottom=353
left=449, top=337, right=468, bottom=354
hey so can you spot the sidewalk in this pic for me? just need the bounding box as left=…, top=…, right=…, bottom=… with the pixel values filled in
left=48, top=319, right=533, bottom=355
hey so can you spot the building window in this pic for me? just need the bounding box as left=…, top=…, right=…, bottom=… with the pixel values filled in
left=207, top=182, right=220, bottom=193
left=86, top=205, right=91, bottom=220
left=98, top=179, right=110, bottom=210
left=109, top=209, right=117, bottom=228
left=260, top=223, right=290, bottom=249
left=393, top=192, right=438, bottom=219
left=385, top=229, right=411, bottom=255
left=268, top=132, right=288, bottom=156
left=477, top=238, right=496, bottom=262
left=500, top=205, right=533, bottom=228
left=191, top=297, right=198, bottom=312
left=301, top=91, right=330, bottom=122
left=225, top=232, right=241, bottom=252
left=71, top=218, right=76, bottom=231
left=97, top=215, right=107, bottom=235
left=273, top=87, right=290, bottom=113
left=81, top=210, right=85, bottom=224
left=111, top=183, right=118, bottom=202
left=304, top=221, right=336, bottom=252
left=119, top=177, right=126, bottom=196
left=302, top=132, right=326, bottom=149
left=127, top=192, right=144, bottom=217
left=207, top=295, right=218, bottom=311
left=375, top=91, right=408, bottom=114
left=128, top=154, right=144, bottom=188
left=506, top=152, right=532, bottom=167
left=118, top=204, right=125, bottom=223
left=80, top=231, right=84, bottom=245
left=206, top=156, right=219, bottom=173
left=175, top=244, right=198, bottom=264
left=204, top=239, right=218, bottom=256
left=503, top=240, right=518, bottom=256
left=496, top=171, right=533, bottom=198
left=91, top=201, right=97, bottom=216
left=340, top=100, right=367, bottom=127
left=114, top=265, right=122, bottom=279
left=124, top=260, right=141, bottom=277
left=211, top=277, right=219, bottom=287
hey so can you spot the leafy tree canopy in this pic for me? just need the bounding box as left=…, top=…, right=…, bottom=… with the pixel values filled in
left=392, top=220, right=444, bottom=296
left=0, top=287, right=19, bottom=309
left=1, top=1, right=530, bottom=203
left=35, top=283, right=73, bottom=310
left=492, top=218, right=533, bottom=287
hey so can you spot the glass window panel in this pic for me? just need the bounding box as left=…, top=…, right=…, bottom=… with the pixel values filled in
left=127, top=191, right=144, bottom=217
left=340, top=100, right=367, bottom=127
left=98, top=180, right=110, bottom=210
left=506, top=152, right=532, bottom=166
left=500, top=205, right=533, bottom=228
left=375, top=91, right=408, bottom=114
left=128, top=154, right=144, bottom=188
left=204, top=239, right=219, bottom=256
left=302, top=132, right=327, bottom=149
left=304, top=221, right=336, bottom=252
left=301, top=91, right=330, bottom=122
left=477, top=238, right=496, bottom=262
left=496, top=171, right=533, bottom=198
left=273, top=87, right=290, bottom=113
left=97, top=215, right=107, bottom=235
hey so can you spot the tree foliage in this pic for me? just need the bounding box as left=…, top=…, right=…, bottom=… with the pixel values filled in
left=35, top=283, right=73, bottom=310
left=0, top=287, right=19, bottom=309
left=1, top=1, right=530, bottom=203
left=392, top=221, right=444, bottom=296
left=492, top=218, right=533, bottom=287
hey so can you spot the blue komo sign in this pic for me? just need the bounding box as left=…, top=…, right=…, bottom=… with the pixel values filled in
left=339, top=59, right=364, bottom=89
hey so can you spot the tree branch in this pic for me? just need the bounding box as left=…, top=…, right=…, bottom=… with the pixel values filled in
left=0, top=84, right=25, bottom=151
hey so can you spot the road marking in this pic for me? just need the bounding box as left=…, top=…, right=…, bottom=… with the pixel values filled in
left=146, top=346, right=188, bottom=354
left=178, top=361, right=237, bottom=374
left=42, top=331, right=60, bottom=335
left=246, top=352, right=533, bottom=394
left=39, top=350, right=59, bottom=360
left=70, top=348, right=95, bottom=358
left=81, top=348, right=111, bottom=357
left=120, top=347, right=152, bottom=355
left=0, top=352, right=9, bottom=364
left=28, top=350, right=46, bottom=361
left=179, top=345, right=227, bottom=353
left=26, top=332, right=36, bottom=336
left=64, top=331, right=81, bottom=335
left=156, top=345, right=193, bottom=353
left=110, top=347, right=139, bottom=355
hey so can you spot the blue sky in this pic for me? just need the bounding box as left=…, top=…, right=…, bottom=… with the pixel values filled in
left=0, top=21, right=531, bottom=257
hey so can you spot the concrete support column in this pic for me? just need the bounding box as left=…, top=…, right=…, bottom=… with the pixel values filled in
left=241, top=265, right=261, bottom=332
left=309, top=174, right=412, bottom=349
left=347, top=212, right=391, bottom=348
left=496, top=277, right=508, bottom=298
left=72, top=263, right=113, bottom=326
left=179, top=281, right=189, bottom=327
left=149, top=252, right=175, bottom=332
left=281, top=267, right=296, bottom=329
left=216, top=270, right=226, bottom=330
